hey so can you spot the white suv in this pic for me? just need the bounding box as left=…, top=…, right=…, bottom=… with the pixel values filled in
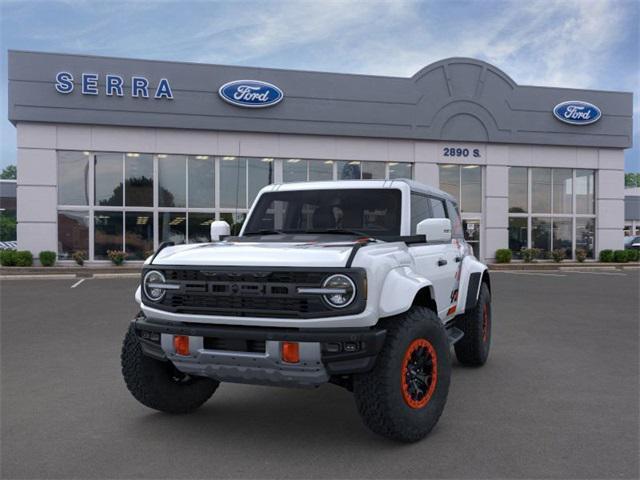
left=121, top=179, right=492, bottom=442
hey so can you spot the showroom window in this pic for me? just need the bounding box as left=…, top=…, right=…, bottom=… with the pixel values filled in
left=220, top=156, right=248, bottom=209
left=56, top=151, right=414, bottom=261
left=158, top=155, right=186, bottom=208
left=283, top=159, right=335, bottom=182
left=439, top=164, right=483, bottom=258
left=57, top=210, right=89, bottom=260
left=58, top=151, right=90, bottom=206
left=284, top=160, right=410, bottom=182
left=438, top=164, right=482, bottom=213
left=508, top=168, right=596, bottom=259
left=124, top=153, right=153, bottom=207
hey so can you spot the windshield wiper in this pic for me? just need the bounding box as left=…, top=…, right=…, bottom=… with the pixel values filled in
left=303, top=228, right=375, bottom=238
left=243, top=229, right=286, bottom=236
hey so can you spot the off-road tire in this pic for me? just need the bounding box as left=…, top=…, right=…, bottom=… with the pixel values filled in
left=121, top=325, right=219, bottom=413
left=353, top=306, right=451, bottom=442
left=454, top=283, right=491, bottom=366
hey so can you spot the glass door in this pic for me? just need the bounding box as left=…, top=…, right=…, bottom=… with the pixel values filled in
left=463, top=218, right=481, bottom=259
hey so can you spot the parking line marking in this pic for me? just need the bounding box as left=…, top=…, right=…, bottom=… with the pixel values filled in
left=495, top=271, right=567, bottom=277
left=70, top=278, right=86, bottom=288
left=0, top=274, right=76, bottom=280
left=567, top=270, right=627, bottom=276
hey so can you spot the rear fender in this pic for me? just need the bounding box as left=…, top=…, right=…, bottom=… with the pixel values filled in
left=456, top=256, right=489, bottom=315
left=378, top=267, right=435, bottom=318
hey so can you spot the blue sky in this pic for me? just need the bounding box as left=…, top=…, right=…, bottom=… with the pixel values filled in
left=1, top=0, right=638, bottom=171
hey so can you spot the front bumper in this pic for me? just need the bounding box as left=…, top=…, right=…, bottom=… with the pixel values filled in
left=133, top=315, right=386, bottom=388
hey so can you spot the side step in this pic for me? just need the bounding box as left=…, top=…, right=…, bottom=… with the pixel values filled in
left=447, top=327, right=464, bottom=345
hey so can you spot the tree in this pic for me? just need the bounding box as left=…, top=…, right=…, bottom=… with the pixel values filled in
left=625, top=172, right=640, bottom=188
left=0, top=213, right=16, bottom=241
left=0, top=165, right=16, bottom=180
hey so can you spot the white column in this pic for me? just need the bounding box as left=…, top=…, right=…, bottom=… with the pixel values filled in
left=16, top=123, right=58, bottom=259
left=596, top=149, right=625, bottom=254
left=484, top=164, right=509, bottom=262
left=414, top=141, right=438, bottom=187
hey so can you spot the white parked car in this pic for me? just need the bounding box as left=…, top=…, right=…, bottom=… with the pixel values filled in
left=121, top=180, right=492, bottom=442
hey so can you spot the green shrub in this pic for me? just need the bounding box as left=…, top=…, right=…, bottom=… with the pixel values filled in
left=626, top=249, right=639, bottom=262
left=495, top=249, right=512, bottom=263
left=521, top=248, right=536, bottom=263
left=599, top=249, right=614, bottom=262
left=0, top=213, right=16, bottom=242
left=551, top=249, right=565, bottom=263
left=72, top=250, right=87, bottom=266
left=613, top=250, right=628, bottom=263
left=575, top=249, right=588, bottom=263
left=14, top=250, right=33, bottom=267
left=539, top=249, right=552, bottom=260
left=39, top=250, right=57, bottom=267
left=0, top=249, right=17, bottom=266
left=107, top=250, right=127, bottom=265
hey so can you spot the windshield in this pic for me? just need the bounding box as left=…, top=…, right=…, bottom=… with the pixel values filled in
left=243, top=188, right=402, bottom=238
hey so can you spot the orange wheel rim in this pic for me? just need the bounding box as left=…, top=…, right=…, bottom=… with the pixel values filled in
left=401, top=338, right=438, bottom=409
left=482, top=303, right=489, bottom=342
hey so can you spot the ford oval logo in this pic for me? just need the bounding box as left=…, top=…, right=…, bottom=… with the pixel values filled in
left=218, top=80, right=283, bottom=108
left=553, top=100, right=601, bottom=125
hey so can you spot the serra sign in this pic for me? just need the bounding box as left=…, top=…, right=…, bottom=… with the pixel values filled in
left=55, top=72, right=174, bottom=99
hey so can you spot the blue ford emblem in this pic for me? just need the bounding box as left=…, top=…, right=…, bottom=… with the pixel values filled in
left=218, top=80, right=283, bottom=108
left=553, top=101, right=601, bottom=125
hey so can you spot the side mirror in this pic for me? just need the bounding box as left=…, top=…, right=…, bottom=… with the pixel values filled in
left=210, top=220, right=231, bottom=241
left=416, top=218, right=452, bottom=243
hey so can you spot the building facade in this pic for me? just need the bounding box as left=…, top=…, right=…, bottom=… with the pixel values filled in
left=8, top=51, right=633, bottom=262
left=625, top=188, right=640, bottom=236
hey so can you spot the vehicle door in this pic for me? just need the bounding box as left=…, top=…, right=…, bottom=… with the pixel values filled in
left=408, top=194, right=459, bottom=317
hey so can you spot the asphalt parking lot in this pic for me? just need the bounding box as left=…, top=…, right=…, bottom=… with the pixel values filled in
left=1, top=270, right=639, bottom=479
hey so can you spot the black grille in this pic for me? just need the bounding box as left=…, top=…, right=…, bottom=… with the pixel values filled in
left=144, top=267, right=366, bottom=319
left=169, top=294, right=318, bottom=318
left=203, top=337, right=266, bottom=353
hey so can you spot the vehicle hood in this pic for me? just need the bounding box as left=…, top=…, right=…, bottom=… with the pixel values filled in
left=151, top=240, right=358, bottom=268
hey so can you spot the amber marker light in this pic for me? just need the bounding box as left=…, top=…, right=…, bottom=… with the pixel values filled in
left=281, top=342, right=300, bottom=363
left=173, top=335, right=190, bottom=356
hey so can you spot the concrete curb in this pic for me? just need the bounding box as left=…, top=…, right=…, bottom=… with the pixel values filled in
left=0, top=266, right=141, bottom=277
left=489, top=262, right=639, bottom=271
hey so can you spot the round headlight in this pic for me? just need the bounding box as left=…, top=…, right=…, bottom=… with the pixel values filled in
left=322, top=274, right=356, bottom=308
left=143, top=270, right=166, bottom=302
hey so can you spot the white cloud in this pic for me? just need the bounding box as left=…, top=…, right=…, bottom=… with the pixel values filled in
left=0, top=0, right=637, bottom=168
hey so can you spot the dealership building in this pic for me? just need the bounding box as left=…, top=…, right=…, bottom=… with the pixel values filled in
left=7, top=50, right=633, bottom=262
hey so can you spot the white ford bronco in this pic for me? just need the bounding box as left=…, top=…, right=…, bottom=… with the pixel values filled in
left=122, top=179, right=492, bottom=442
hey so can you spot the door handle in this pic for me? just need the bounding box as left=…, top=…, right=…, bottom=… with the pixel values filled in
left=437, top=259, right=448, bottom=267
left=455, top=256, right=461, bottom=263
